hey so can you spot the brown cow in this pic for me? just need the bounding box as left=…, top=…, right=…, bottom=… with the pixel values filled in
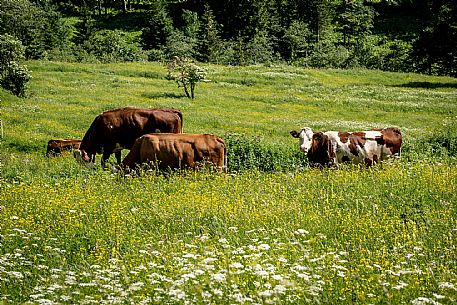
left=46, top=139, right=81, bottom=157
left=121, top=133, right=227, bottom=172
left=74, top=107, right=183, bottom=167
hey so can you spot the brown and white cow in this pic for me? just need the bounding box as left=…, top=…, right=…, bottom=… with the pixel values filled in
left=120, top=133, right=227, bottom=172
left=290, top=127, right=402, bottom=167
left=74, top=107, right=183, bottom=167
left=46, top=139, right=81, bottom=156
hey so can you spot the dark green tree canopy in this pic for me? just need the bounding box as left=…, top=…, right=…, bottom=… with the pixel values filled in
left=0, top=0, right=454, bottom=76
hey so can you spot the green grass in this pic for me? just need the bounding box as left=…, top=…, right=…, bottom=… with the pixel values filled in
left=0, top=61, right=456, bottom=304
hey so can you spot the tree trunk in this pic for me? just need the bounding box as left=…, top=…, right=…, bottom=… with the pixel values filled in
left=121, top=0, right=127, bottom=13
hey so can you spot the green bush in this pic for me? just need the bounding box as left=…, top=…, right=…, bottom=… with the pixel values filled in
left=85, top=30, right=147, bottom=63
left=0, top=34, right=31, bottom=96
left=308, top=41, right=351, bottom=69
left=0, top=61, right=31, bottom=97
left=359, top=36, right=413, bottom=72
left=419, top=130, right=457, bottom=157
left=225, top=134, right=307, bottom=172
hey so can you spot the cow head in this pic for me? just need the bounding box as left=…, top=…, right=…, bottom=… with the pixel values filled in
left=73, top=149, right=95, bottom=167
left=306, top=132, right=335, bottom=167
left=290, top=127, right=314, bottom=153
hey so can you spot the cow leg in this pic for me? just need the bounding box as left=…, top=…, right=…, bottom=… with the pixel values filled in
left=101, top=151, right=112, bottom=168
left=115, top=150, right=122, bottom=164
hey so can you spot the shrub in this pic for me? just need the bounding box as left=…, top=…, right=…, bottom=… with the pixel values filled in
left=360, top=36, right=413, bottom=72
left=85, top=30, right=147, bottom=63
left=225, top=134, right=307, bottom=172
left=419, top=129, right=457, bottom=157
left=0, top=34, right=31, bottom=96
left=0, top=61, right=31, bottom=97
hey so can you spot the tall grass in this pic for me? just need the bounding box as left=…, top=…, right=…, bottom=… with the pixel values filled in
left=1, top=161, right=456, bottom=304
left=1, top=61, right=457, bottom=304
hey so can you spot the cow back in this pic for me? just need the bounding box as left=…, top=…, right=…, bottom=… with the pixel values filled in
left=47, top=139, right=81, bottom=156
left=122, top=133, right=225, bottom=171
left=78, top=107, right=183, bottom=161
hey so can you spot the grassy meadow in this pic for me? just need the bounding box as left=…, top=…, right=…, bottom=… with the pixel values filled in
left=0, top=61, right=457, bottom=304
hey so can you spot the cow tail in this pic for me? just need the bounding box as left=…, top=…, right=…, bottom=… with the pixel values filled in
left=122, top=136, right=142, bottom=171
left=217, top=137, right=228, bottom=173
left=224, top=142, right=228, bottom=173
left=177, top=110, right=184, bottom=133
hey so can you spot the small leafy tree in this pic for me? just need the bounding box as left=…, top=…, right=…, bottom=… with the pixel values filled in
left=0, top=34, right=31, bottom=97
left=166, top=56, right=206, bottom=99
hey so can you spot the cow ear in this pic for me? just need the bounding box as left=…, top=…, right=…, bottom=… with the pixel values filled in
left=290, top=130, right=299, bottom=138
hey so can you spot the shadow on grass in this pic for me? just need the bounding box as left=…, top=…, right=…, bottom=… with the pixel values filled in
left=142, top=92, right=184, bottom=99
left=5, top=141, right=43, bottom=153
left=396, top=82, right=457, bottom=89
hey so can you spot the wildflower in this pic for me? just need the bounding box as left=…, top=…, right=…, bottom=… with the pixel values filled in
left=411, top=297, right=442, bottom=305
left=199, top=235, right=210, bottom=241
left=295, top=229, right=309, bottom=235
left=183, top=253, right=198, bottom=259
left=258, top=290, right=273, bottom=298
left=272, top=274, right=283, bottom=281
left=129, top=281, right=144, bottom=291
left=181, top=273, right=196, bottom=281
left=278, top=257, right=288, bottom=263
left=10, top=216, right=19, bottom=220
left=230, top=262, right=244, bottom=269
left=169, top=289, right=186, bottom=300
left=258, top=244, right=270, bottom=250
left=231, top=293, right=252, bottom=303
left=332, top=264, right=348, bottom=271
left=202, top=257, right=217, bottom=264
left=438, top=282, right=456, bottom=290
left=337, top=271, right=346, bottom=277
left=255, top=270, right=269, bottom=278
left=211, top=273, right=226, bottom=282
left=392, top=281, right=409, bottom=290
left=7, top=271, right=23, bottom=279
left=212, top=289, right=223, bottom=296
left=274, top=284, right=287, bottom=294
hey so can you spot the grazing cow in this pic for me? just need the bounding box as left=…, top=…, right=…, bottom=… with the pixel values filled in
left=120, top=133, right=227, bottom=172
left=46, top=139, right=81, bottom=156
left=46, top=139, right=81, bottom=157
left=74, top=107, right=183, bottom=167
left=290, top=127, right=402, bottom=167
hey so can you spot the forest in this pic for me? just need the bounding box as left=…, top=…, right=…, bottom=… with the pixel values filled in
left=0, top=0, right=456, bottom=95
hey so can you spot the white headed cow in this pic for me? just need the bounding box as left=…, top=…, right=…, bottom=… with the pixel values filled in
left=290, top=127, right=402, bottom=167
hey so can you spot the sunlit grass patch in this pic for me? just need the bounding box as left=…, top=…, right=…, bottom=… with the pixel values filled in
left=1, top=161, right=456, bottom=303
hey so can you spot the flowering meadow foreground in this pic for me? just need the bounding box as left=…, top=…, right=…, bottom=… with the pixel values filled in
left=0, top=159, right=456, bottom=304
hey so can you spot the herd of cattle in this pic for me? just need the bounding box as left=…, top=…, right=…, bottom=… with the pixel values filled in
left=46, top=107, right=402, bottom=171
